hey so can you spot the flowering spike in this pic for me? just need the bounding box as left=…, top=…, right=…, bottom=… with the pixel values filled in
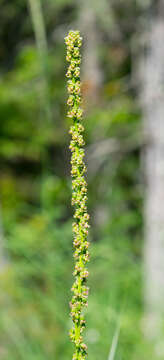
left=65, top=30, right=90, bottom=360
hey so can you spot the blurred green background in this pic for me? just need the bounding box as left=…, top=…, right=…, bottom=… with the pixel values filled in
left=0, top=0, right=154, bottom=359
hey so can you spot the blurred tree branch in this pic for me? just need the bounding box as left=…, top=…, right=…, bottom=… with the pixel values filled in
left=141, top=0, right=164, bottom=345
left=28, top=0, right=52, bottom=124
left=86, top=134, right=143, bottom=177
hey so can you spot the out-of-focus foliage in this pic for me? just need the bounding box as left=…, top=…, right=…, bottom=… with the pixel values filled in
left=0, top=0, right=154, bottom=359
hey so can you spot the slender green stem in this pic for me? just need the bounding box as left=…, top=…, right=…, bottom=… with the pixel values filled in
left=28, top=0, right=53, bottom=209
left=28, top=0, right=52, bottom=124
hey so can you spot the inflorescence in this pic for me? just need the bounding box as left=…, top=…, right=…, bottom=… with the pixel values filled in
left=65, top=30, right=90, bottom=360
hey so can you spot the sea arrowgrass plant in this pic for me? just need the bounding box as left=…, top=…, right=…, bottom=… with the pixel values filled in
left=65, top=30, right=90, bottom=360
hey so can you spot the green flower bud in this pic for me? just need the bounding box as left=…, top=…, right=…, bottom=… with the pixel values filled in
left=65, top=30, right=90, bottom=360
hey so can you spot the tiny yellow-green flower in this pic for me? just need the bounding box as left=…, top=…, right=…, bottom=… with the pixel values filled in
left=65, top=30, right=90, bottom=360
